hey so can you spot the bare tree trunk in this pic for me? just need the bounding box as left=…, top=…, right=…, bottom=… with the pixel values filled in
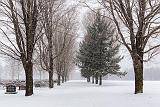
left=49, top=71, right=54, bottom=88
left=87, top=77, right=90, bottom=82
left=62, top=75, right=65, bottom=83
left=99, top=75, right=102, bottom=85
left=48, top=33, right=54, bottom=88
left=64, top=74, right=67, bottom=82
left=133, top=55, right=143, bottom=94
left=92, top=76, right=94, bottom=84
left=95, top=73, right=98, bottom=84
left=57, top=74, right=61, bottom=86
left=24, top=61, right=33, bottom=96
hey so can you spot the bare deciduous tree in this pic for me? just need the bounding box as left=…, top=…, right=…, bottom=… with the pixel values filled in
left=54, top=6, right=78, bottom=86
left=37, top=0, right=66, bottom=88
left=0, top=0, right=41, bottom=96
left=100, top=0, right=160, bottom=94
left=36, top=1, right=77, bottom=87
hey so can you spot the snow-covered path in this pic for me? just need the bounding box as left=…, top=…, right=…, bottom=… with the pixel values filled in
left=0, top=80, right=160, bottom=107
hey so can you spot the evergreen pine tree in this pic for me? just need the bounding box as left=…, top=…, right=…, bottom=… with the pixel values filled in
left=76, top=41, right=93, bottom=82
left=76, top=10, right=125, bottom=84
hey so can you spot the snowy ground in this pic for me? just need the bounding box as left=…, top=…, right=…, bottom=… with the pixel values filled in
left=0, top=80, right=160, bottom=107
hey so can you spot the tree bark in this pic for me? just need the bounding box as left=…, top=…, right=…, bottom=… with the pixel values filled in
left=95, top=73, right=98, bottom=84
left=133, top=58, right=143, bottom=94
left=24, top=61, right=33, bottom=96
left=99, top=75, right=102, bottom=85
left=62, top=75, right=65, bottom=83
left=64, top=75, right=67, bottom=82
left=92, top=76, right=94, bottom=84
left=57, top=74, right=61, bottom=86
left=87, top=77, right=90, bottom=82
left=49, top=71, right=54, bottom=88
left=48, top=24, right=54, bottom=88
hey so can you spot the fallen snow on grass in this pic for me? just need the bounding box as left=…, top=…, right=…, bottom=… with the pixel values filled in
left=0, top=80, right=160, bottom=107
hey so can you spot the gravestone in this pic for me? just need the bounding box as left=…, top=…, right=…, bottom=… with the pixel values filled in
left=34, top=80, right=49, bottom=88
left=5, top=84, right=17, bottom=94
left=19, top=85, right=26, bottom=90
left=35, top=83, right=41, bottom=87
left=54, top=80, right=57, bottom=83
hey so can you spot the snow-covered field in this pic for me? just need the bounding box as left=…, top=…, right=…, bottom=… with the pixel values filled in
left=0, top=80, right=160, bottom=107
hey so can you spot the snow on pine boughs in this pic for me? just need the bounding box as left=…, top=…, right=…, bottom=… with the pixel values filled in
left=76, top=10, right=126, bottom=85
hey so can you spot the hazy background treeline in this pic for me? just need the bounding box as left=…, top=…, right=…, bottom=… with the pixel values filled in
left=71, top=67, right=160, bottom=81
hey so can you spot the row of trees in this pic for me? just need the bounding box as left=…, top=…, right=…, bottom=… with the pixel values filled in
left=35, top=0, right=77, bottom=88
left=76, top=11, right=125, bottom=85
left=0, top=0, right=160, bottom=96
left=0, top=0, right=77, bottom=96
